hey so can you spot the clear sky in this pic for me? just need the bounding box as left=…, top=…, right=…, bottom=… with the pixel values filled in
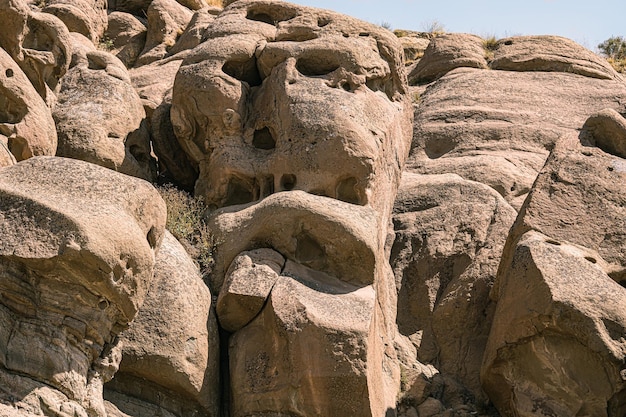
left=287, top=0, right=626, bottom=51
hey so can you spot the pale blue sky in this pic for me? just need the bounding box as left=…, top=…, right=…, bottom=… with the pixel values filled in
left=288, top=0, right=625, bottom=51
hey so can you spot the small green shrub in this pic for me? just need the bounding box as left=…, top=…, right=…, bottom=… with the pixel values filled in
left=98, top=36, right=114, bottom=51
left=157, top=185, right=214, bottom=278
left=598, top=36, right=626, bottom=73
left=483, top=36, right=498, bottom=61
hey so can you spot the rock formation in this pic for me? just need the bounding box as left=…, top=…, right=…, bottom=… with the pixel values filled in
left=0, top=0, right=625, bottom=416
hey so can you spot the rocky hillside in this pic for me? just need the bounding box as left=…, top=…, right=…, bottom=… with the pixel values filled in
left=0, top=1, right=624, bottom=416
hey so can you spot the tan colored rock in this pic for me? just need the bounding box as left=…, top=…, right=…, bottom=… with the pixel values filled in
left=0, top=0, right=71, bottom=101
left=496, top=135, right=626, bottom=288
left=391, top=173, right=516, bottom=406
left=53, top=37, right=156, bottom=181
left=0, top=47, right=57, bottom=161
left=168, top=5, right=219, bottom=55
left=408, top=67, right=626, bottom=209
left=398, top=34, right=430, bottom=64
left=105, top=11, right=147, bottom=68
left=408, top=33, right=487, bottom=85
left=229, top=262, right=378, bottom=417
left=176, top=2, right=412, bottom=415
left=43, top=0, right=108, bottom=43
left=491, top=35, right=620, bottom=80
left=483, top=231, right=626, bottom=417
left=217, top=249, right=284, bottom=332
left=130, top=57, right=182, bottom=115
left=483, top=136, right=626, bottom=416
left=135, top=0, right=192, bottom=66
left=0, top=156, right=166, bottom=416
left=106, top=231, right=219, bottom=417
left=110, top=0, right=216, bottom=15
left=150, top=96, right=198, bottom=190
left=582, top=108, right=626, bottom=159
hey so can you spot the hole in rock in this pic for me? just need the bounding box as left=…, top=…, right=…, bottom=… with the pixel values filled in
left=252, top=127, right=276, bottom=150
left=259, top=175, right=274, bottom=198
left=222, top=58, right=262, bottom=87
left=342, top=33, right=349, bottom=38
left=336, top=177, right=363, bottom=205
left=147, top=227, right=157, bottom=248
left=23, top=25, right=53, bottom=51
left=545, top=239, right=561, bottom=246
left=296, top=56, right=339, bottom=77
left=5, top=69, right=13, bottom=78
left=295, top=232, right=325, bottom=266
left=98, top=298, right=109, bottom=310
left=280, top=174, right=296, bottom=191
left=608, top=166, right=615, bottom=172
left=359, top=32, right=370, bottom=37
left=246, top=6, right=296, bottom=26
left=224, top=177, right=255, bottom=206
left=317, top=17, right=331, bottom=27
left=584, top=256, right=597, bottom=264
left=342, top=83, right=351, bottom=92
left=504, top=40, right=513, bottom=46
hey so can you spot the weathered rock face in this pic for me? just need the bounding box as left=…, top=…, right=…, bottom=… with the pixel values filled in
left=408, top=33, right=487, bottom=85
left=43, top=0, right=108, bottom=43
left=105, top=11, right=147, bottom=68
left=171, top=1, right=413, bottom=415
left=0, top=0, right=71, bottom=102
left=0, top=47, right=57, bottom=161
left=0, top=156, right=166, bottom=416
left=53, top=36, right=156, bottom=181
left=491, top=35, right=621, bottom=80
left=483, top=134, right=626, bottom=416
left=409, top=65, right=626, bottom=209
left=105, top=231, right=220, bottom=417
left=135, top=0, right=193, bottom=66
left=391, top=173, right=517, bottom=412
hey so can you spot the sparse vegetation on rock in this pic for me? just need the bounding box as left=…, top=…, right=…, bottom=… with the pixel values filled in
left=0, top=1, right=625, bottom=416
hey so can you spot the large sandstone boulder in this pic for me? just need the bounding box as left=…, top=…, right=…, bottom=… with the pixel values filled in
left=483, top=135, right=626, bottom=416
left=0, top=47, right=57, bottom=161
left=42, top=0, right=108, bottom=43
left=0, top=156, right=166, bottom=416
left=135, top=0, right=193, bottom=66
left=491, top=35, right=621, bottom=80
left=408, top=33, right=487, bottom=85
left=171, top=1, right=413, bottom=415
left=391, top=173, right=516, bottom=411
left=105, top=231, right=220, bottom=417
left=53, top=35, right=155, bottom=181
left=105, top=11, right=147, bottom=68
left=0, top=0, right=71, bottom=102
left=408, top=66, right=626, bottom=209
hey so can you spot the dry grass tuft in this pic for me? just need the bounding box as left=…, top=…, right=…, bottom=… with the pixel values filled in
left=205, top=0, right=224, bottom=6
left=158, top=184, right=214, bottom=278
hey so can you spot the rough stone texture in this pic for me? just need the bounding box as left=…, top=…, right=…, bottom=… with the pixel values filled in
left=105, top=11, right=147, bottom=68
left=109, top=0, right=217, bottom=15
left=106, top=231, right=219, bottom=417
left=483, top=135, right=626, bottom=416
left=483, top=231, right=626, bottom=417
left=150, top=95, right=198, bottom=190
left=0, top=47, right=57, bottom=161
left=217, top=248, right=284, bottom=332
left=491, top=35, right=621, bottom=80
left=168, top=5, right=220, bottom=55
left=0, top=0, right=71, bottom=102
left=43, top=0, right=108, bottom=43
left=582, top=108, right=626, bottom=159
left=391, top=173, right=516, bottom=408
left=408, top=66, right=626, bottom=209
left=229, top=262, right=378, bottom=417
left=53, top=36, right=156, bottom=181
left=0, top=156, right=166, bottom=417
left=172, top=2, right=413, bottom=415
left=130, top=57, right=182, bottom=115
left=135, top=0, right=193, bottom=66
left=408, top=33, right=487, bottom=85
